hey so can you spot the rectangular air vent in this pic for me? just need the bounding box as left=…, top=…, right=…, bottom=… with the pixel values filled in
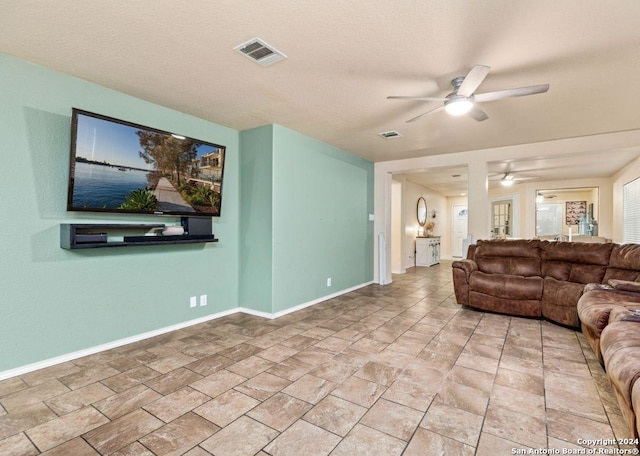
left=378, top=130, right=403, bottom=139
left=234, top=38, right=287, bottom=67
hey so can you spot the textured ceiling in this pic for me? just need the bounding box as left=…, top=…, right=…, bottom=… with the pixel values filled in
left=3, top=0, right=640, bottom=172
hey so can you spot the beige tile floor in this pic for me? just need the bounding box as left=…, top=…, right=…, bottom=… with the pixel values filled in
left=0, top=261, right=634, bottom=455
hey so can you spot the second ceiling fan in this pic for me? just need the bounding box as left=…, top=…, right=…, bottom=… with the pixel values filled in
left=388, top=65, right=549, bottom=123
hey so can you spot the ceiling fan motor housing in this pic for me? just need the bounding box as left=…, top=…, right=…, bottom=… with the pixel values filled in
left=451, top=76, right=465, bottom=90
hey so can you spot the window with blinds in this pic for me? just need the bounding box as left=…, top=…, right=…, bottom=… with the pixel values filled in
left=623, top=177, right=640, bottom=243
left=536, top=203, right=563, bottom=236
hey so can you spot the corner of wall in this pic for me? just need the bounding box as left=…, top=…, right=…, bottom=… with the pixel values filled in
left=238, top=125, right=275, bottom=313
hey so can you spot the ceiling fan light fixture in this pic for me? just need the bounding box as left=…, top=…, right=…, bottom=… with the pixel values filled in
left=444, top=97, right=473, bottom=116
left=500, top=174, right=515, bottom=186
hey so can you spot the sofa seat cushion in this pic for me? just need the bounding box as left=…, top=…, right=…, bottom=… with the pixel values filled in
left=468, top=292, right=542, bottom=318
left=469, top=272, right=543, bottom=300
left=468, top=272, right=543, bottom=318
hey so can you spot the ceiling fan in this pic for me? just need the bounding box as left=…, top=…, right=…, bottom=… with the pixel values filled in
left=388, top=65, right=549, bottom=123
left=537, top=192, right=557, bottom=202
left=489, top=172, right=540, bottom=186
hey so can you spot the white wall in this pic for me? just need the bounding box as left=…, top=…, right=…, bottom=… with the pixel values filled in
left=613, top=155, right=640, bottom=242
left=402, top=180, right=447, bottom=269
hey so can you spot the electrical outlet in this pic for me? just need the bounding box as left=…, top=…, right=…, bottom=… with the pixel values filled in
left=200, top=295, right=207, bottom=307
left=190, top=296, right=197, bottom=308
left=327, top=277, right=332, bottom=287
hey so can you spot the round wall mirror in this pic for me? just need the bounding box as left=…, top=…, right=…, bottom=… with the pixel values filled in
left=417, top=197, right=427, bottom=226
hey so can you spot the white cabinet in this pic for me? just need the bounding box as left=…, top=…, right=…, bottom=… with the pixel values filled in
left=416, top=237, right=441, bottom=267
left=416, top=238, right=429, bottom=266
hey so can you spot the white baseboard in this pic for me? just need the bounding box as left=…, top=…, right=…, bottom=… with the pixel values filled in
left=0, top=280, right=374, bottom=381
left=0, top=309, right=238, bottom=381
left=272, top=281, right=374, bottom=319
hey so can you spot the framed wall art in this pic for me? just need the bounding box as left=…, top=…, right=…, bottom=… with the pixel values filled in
left=566, top=200, right=586, bottom=225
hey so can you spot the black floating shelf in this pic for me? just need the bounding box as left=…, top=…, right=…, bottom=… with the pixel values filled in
left=60, top=223, right=218, bottom=249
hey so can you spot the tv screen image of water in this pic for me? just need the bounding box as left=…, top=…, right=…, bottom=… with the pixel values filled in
left=72, top=162, right=152, bottom=209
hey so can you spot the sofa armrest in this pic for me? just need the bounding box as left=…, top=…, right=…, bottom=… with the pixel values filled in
left=609, top=306, right=640, bottom=323
left=452, top=259, right=477, bottom=306
left=584, top=283, right=613, bottom=293
left=452, top=259, right=478, bottom=277
left=608, top=279, right=640, bottom=294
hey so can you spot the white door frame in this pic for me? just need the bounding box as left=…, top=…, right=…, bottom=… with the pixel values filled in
left=451, top=204, right=468, bottom=258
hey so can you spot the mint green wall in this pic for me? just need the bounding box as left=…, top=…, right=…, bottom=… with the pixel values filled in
left=271, top=125, right=374, bottom=312
left=0, top=54, right=240, bottom=372
left=238, top=125, right=374, bottom=314
left=239, top=126, right=274, bottom=313
left=1, top=53, right=374, bottom=374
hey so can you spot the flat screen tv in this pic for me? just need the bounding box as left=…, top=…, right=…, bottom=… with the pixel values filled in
left=67, top=109, right=226, bottom=217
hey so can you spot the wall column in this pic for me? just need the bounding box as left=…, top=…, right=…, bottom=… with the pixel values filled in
left=373, top=167, right=393, bottom=284
left=467, top=159, right=490, bottom=241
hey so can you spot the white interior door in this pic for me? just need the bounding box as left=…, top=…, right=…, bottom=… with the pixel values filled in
left=452, top=205, right=468, bottom=257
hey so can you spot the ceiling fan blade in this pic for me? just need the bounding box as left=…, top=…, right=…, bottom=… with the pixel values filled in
left=406, top=105, right=445, bottom=123
left=387, top=95, right=447, bottom=102
left=457, top=65, right=491, bottom=97
left=474, top=84, right=549, bottom=103
left=513, top=176, right=540, bottom=181
left=468, top=107, right=489, bottom=122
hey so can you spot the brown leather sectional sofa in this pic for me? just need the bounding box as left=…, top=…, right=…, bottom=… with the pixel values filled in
left=452, top=239, right=621, bottom=328
left=452, top=239, right=640, bottom=439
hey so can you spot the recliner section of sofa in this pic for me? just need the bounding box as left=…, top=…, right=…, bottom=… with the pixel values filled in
left=455, top=239, right=543, bottom=318
left=539, top=241, right=614, bottom=328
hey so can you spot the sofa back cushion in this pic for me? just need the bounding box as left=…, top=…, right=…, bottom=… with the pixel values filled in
left=474, top=239, right=541, bottom=277
left=604, top=244, right=640, bottom=282
left=540, top=241, right=613, bottom=284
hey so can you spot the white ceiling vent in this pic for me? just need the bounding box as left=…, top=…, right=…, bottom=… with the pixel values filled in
left=378, top=130, right=403, bottom=139
left=234, top=38, right=287, bottom=67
